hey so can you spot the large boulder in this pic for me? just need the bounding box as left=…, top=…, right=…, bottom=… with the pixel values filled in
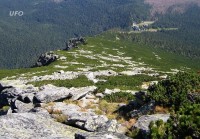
left=75, top=131, right=131, bottom=139
left=33, top=84, right=72, bottom=103
left=33, top=85, right=97, bottom=103
left=133, top=114, right=170, bottom=133
left=34, top=51, right=59, bottom=67
left=0, top=113, right=86, bottom=139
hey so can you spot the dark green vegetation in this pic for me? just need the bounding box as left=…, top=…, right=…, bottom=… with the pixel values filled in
left=29, top=75, right=94, bottom=88
left=134, top=5, right=200, bottom=59
left=96, top=75, right=157, bottom=92
left=147, top=72, right=200, bottom=139
left=148, top=72, right=200, bottom=110
left=103, top=92, right=135, bottom=103
left=150, top=103, right=200, bottom=139
left=0, top=0, right=150, bottom=69
left=97, top=31, right=200, bottom=71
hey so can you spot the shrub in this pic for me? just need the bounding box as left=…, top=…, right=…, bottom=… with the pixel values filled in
left=103, top=92, right=135, bottom=103
left=148, top=72, right=200, bottom=110
left=149, top=104, right=200, bottom=139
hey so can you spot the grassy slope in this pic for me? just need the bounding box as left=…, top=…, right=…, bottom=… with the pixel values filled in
left=0, top=31, right=199, bottom=92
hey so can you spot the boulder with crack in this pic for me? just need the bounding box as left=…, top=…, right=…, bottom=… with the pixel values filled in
left=33, top=85, right=97, bottom=103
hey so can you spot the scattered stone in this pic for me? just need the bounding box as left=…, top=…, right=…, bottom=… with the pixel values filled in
left=59, top=56, right=67, bottom=60
left=104, top=88, right=120, bottom=95
left=95, top=93, right=104, bottom=98
left=70, top=86, right=97, bottom=101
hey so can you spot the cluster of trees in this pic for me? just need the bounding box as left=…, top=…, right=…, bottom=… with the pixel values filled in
left=132, top=4, right=200, bottom=59
left=0, top=0, right=150, bottom=69
left=148, top=72, right=200, bottom=138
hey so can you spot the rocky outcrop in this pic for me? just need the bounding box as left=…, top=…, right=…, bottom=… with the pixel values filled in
left=133, top=114, right=170, bottom=133
left=0, top=113, right=86, bottom=139
left=0, top=87, right=37, bottom=107
left=34, top=51, right=59, bottom=67
left=75, top=131, right=131, bottom=139
left=33, top=84, right=97, bottom=103
left=45, top=102, right=121, bottom=132
left=65, top=37, right=86, bottom=50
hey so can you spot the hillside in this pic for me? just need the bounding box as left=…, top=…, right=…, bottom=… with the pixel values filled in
left=145, top=0, right=200, bottom=14
left=0, top=0, right=150, bottom=69
left=0, top=32, right=199, bottom=138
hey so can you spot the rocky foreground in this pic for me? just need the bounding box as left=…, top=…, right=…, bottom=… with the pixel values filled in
left=0, top=80, right=170, bottom=139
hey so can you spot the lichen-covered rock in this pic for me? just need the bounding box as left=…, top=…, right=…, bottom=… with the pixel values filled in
left=0, top=113, right=86, bottom=139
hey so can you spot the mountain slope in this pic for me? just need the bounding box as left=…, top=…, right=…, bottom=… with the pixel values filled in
left=0, top=32, right=199, bottom=139
left=145, top=0, right=200, bottom=14
left=0, top=0, right=150, bottom=69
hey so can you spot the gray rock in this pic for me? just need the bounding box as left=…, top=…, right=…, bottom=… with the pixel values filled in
left=0, top=83, right=12, bottom=92
left=65, top=37, right=86, bottom=51
left=95, top=93, right=104, bottom=98
left=75, top=131, right=131, bottom=139
left=34, top=85, right=97, bottom=103
left=11, top=100, right=34, bottom=113
left=70, top=86, right=97, bottom=100
left=0, top=88, right=22, bottom=107
left=47, top=102, right=120, bottom=132
left=29, top=107, right=51, bottom=118
left=0, top=87, right=37, bottom=107
left=33, top=84, right=72, bottom=103
left=133, top=114, right=170, bottom=133
left=97, top=120, right=118, bottom=132
left=0, top=113, right=86, bottom=139
left=83, top=115, right=108, bottom=131
left=34, top=51, right=59, bottom=67
left=18, top=93, right=35, bottom=103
